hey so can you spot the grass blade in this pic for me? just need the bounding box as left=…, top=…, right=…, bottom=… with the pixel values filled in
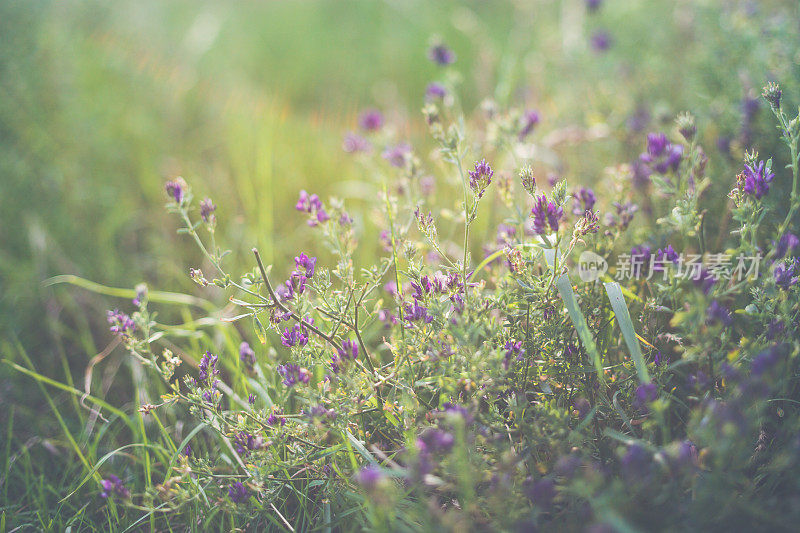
left=604, top=281, right=650, bottom=383
left=543, top=249, right=604, bottom=384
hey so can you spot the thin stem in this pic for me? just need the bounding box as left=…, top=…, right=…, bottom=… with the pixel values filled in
left=455, top=156, right=471, bottom=283
left=252, top=248, right=342, bottom=353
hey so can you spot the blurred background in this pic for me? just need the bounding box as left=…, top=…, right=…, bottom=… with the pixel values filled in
left=1, top=0, right=798, bottom=515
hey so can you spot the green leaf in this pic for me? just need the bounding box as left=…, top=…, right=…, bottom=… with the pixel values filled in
left=604, top=282, right=650, bottom=383
left=543, top=249, right=604, bottom=384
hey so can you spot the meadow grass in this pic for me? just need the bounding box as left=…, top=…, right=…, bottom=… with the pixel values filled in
left=2, top=0, right=800, bottom=530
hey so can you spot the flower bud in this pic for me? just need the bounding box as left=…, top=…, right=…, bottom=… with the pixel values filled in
left=762, top=81, right=782, bottom=110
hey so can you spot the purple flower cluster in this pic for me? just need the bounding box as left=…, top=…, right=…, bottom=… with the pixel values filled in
left=586, top=0, right=602, bottom=12
left=654, top=244, right=679, bottom=267
left=100, top=475, right=130, bottom=499
left=706, top=300, right=733, bottom=326
left=200, top=198, right=216, bottom=223
left=403, top=299, right=434, bottom=325
left=295, top=190, right=330, bottom=226
left=306, top=404, right=337, bottom=422
left=741, top=160, right=775, bottom=199
left=267, top=408, right=286, bottom=426
left=633, top=382, right=658, bottom=412
left=197, top=351, right=219, bottom=387
left=518, top=110, right=540, bottom=140
left=775, top=233, right=799, bottom=258
left=425, top=82, right=447, bottom=100
left=428, top=43, right=455, bottom=65
left=239, top=341, right=256, bottom=368
left=503, top=340, right=525, bottom=369
left=165, top=178, right=186, bottom=204
left=608, top=201, right=638, bottom=230
left=382, top=143, right=411, bottom=168
left=343, top=132, right=372, bottom=153
left=774, top=258, right=799, bottom=290
left=410, top=271, right=463, bottom=300
left=233, top=431, right=263, bottom=457
left=281, top=322, right=310, bottom=347
left=572, top=187, right=597, bottom=215
left=639, top=133, right=683, bottom=176
left=282, top=253, right=317, bottom=300
left=331, top=339, right=359, bottom=373
left=468, top=159, right=494, bottom=198
left=531, top=194, right=563, bottom=235
left=107, top=309, right=135, bottom=337
left=355, top=465, right=384, bottom=491
left=277, top=363, right=310, bottom=387
left=358, top=109, right=384, bottom=131
left=228, top=482, right=250, bottom=503
left=591, top=31, right=612, bottom=52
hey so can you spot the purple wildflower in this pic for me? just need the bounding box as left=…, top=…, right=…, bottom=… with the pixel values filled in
left=197, top=351, right=219, bottom=387
left=609, top=201, right=638, bottom=229
left=248, top=393, right=256, bottom=405
left=425, top=82, right=447, bottom=100
left=468, top=159, right=494, bottom=198
left=355, top=465, right=384, bottom=491
left=200, top=198, right=216, bottom=223
left=107, top=309, right=135, bottom=338
left=358, top=109, right=384, bottom=131
left=403, top=299, right=434, bottom=325
left=767, top=319, right=785, bottom=340
left=775, top=233, right=799, bottom=258
left=741, top=160, right=775, bottom=199
left=428, top=43, right=455, bottom=65
left=518, top=110, right=540, bottom=140
left=239, top=341, right=256, bottom=368
left=503, top=340, right=525, bottom=369
left=306, top=404, right=337, bottom=422
left=688, top=370, right=710, bottom=390
left=655, top=244, right=679, bottom=265
left=295, top=190, right=330, bottom=226
left=694, top=268, right=717, bottom=295
left=706, top=300, right=733, bottom=326
left=164, top=178, right=186, bottom=204
left=294, top=253, right=317, bottom=278
left=233, top=431, right=263, bottom=457
left=523, top=477, right=556, bottom=509
left=590, top=31, right=612, bottom=52
left=100, top=475, right=130, bottom=499
left=277, top=364, right=310, bottom=387
left=774, top=259, right=799, bottom=290
left=337, top=339, right=359, bottom=362
left=531, top=194, right=563, bottom=235
left=640, top=133, right=683, bottom=174
left=572, top=187, right=597, bottom=215
left=751, top=345, right=784, bottom=376
left=343, top=132, right=372, bottom=153
left=419, top=427, right=455, bottom=453
left=228, top=482, right=250, bottom=504
left=132, top=285, right=147, bottom=307
left=281, top=323, right=310, bottom=347
left=496, top=224, right=516, bottom=246
left=382, top=143, right=411, bottom=168
left=634, top=382, right=658, bottom=412
left=621, top=444, right=652, bottom=479
left=586, top=0, right=602, bottom=11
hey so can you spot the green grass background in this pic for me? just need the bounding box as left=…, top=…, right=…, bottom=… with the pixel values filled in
left=1, top=0, right=798, bottom=528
